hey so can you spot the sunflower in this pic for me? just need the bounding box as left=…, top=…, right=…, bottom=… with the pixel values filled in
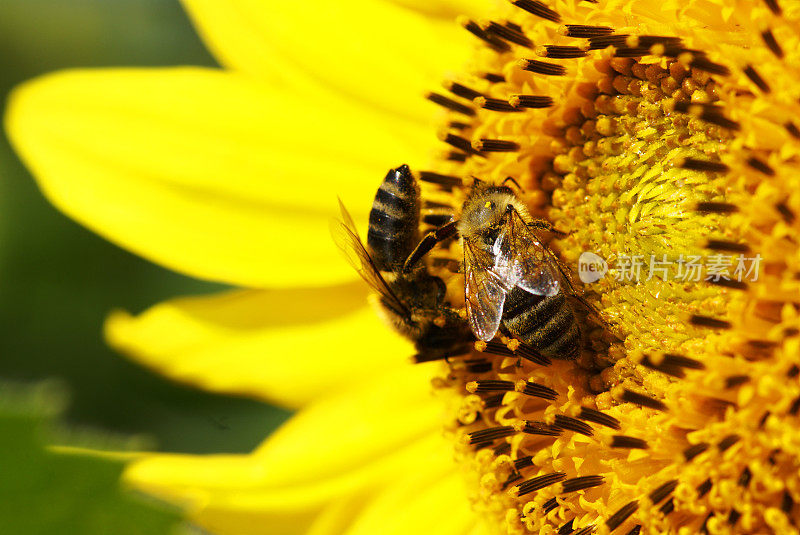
left=5, top=0, right=800, bottom=533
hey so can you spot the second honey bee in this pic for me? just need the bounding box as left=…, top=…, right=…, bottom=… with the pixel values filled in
left=405, top=179, right=582, bottom=360
left=333, top=165, right=470, bottom=362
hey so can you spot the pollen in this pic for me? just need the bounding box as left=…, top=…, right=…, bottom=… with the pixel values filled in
left=419, top=0, right=800, bottom=532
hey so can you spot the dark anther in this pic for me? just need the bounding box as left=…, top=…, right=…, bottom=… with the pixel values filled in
left=577, top=407, right=621, bottom=429
left=510, top=95, right=554, bottom=108
left=605, top=500, right=639, bottom=532
left=663, top=353, right=705, bottom=369
left=696, top=478, right=713, bottom=498
left=514, top=343, right=552, bottom=365
left=442, top=133, right=485, bottom=156
left=514, top=456, right=534, bottom=470
left=482, top=393, right=504, bottom=409
left=639, top=353, right=705, bottom=378
left=483, top=72, right=506, bottom=83
left=724, top=375, right=750, bottom=388
left=552, top=414, right=594, bottom=436
left=621, top=389, right=667, bottom=411
left=659, top=498, right=675, bottom=515
left=612, top=47, right=651, bottom=58
left=687, top=56, right=730, bottom=76
left=746, top=156, right=775, bottom=176
left=484, top=21, right=534, bottom=48
left=764, top=0, right=781, bottom=15
left=648, top=480, right=678, bottom=505
left=789, top=395, right=800, bottom=415
left=699, top=512, right=713, bottom=534
left=474, top=139, right=521, bottom=152
left=542, top=497, right=559, bottom=513
left=468, top=425, right=515, bottom=444
left=587, top=34, right=630, bottom=50
left=727, top=509, right=741, bottom=526
left=776, top=202, right=795, bottom=223
left=538, top=45, right=587, bottom=58
left=475, top=97, right=523, bottom=112
left=514, top=472, right=567, bottom=497
left=522, top=420, right=562, bottom=436
left=679, top=157, right=729, bottom=172
left=761, top=29, right=783, bottom=58
left=522, top=381, right=558, bottom=399
left=510, top=0, right=561, bottom=22
left=738, top=466, right=752, bottom=487
left=785, top=121, right=800, bottom=139
left=493, top=442, right=511, bottom=456
left=444, top=81, right=483, bottom=101
left=743, top=65, right=771, bottom=93
left=518, top=59, right=566, bottom=75
left=674, top=102, right=740, bottom=129
left=461, top=19, right=511, bottom=52
left=557, top=520, right=574, bottom=535
left=418, top=171, right=463, bottom=188
left=759, top=411, right=771, bottom=428
left=470, top=379, right=515, bottom=392
left=563, top=24, right=613, bottom=38
left=560, top=475, right=604, bottom=493
left=705, top=239, right=750, bottom=253
left=633, top=35, right=683, bottom=47
left=426, top=92, right=476, bottom=116
left=683, top=442, right=710, bottom=461
left=480, top=340, right=515, bottom=356
left=781, top=491, right=794, bottom=513
left=718, top=434, right=741, bottom=452
left=695, top=202, right=738, bottom=213
left=690, top=314, right=732, bottom=329
left=610, top=435, right=648, bottom=449
left=710, top=278, right=748, bottom=290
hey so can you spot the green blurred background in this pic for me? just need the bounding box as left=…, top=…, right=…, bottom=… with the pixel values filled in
left=0, top=0, right=290, bottom=454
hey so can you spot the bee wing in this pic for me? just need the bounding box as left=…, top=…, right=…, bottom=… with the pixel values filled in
left=464, top=240, right=507, bottom=341
left=493, top=208, right=560, bottom=297
left=331, top=198, right=411, bottom=319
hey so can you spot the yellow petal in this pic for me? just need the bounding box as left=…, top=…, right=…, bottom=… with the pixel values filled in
left=180, top=0, right=472, bottom=123
left=106, top=285, right=415, bottom=409
left=130, top=436, right=450, bottom=535
left=343, top=471, right=473, bottom=535
left=252, top=363, right=440, bottom=484
left=386, top=0, right=493, bottom=20
left=125, top=364, right=447, bottom=534
left=5, top=68, right=430, bottom=288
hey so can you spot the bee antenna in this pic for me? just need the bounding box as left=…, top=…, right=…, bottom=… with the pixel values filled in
left=501, top=176, right=525, bottom=193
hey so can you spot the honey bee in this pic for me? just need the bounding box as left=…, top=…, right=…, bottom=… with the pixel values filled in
left=404, top=179, right=582, bottom=360
left=333, top=165, right=470, bottom=362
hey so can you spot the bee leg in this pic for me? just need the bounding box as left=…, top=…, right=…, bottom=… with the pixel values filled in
left=403, top=220, right=458, bottom=272
left=527, top=219, right=569, bottom=238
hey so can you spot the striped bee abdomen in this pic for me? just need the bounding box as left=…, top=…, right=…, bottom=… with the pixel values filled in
left=367, top=164, right=421, bottom=271
left=502, top=288, right=580, bottom=360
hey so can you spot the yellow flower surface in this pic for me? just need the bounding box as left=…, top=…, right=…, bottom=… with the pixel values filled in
left=5, top=0, right=800, bottom=534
